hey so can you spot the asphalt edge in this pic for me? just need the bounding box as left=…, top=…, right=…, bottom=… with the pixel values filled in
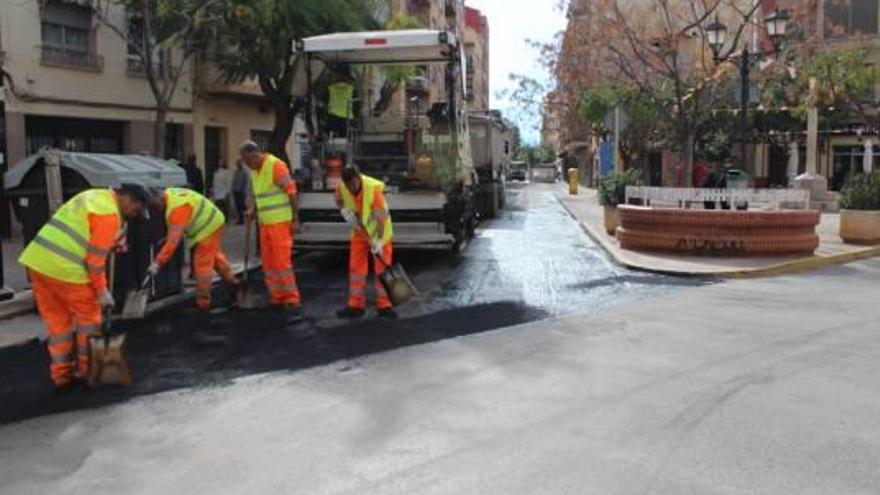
left=0, top=261, right=262, bottom=322
left=555, top=193, right=880, bottom=280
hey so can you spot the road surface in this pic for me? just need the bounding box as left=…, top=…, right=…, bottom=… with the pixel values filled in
left=0, top=183, right=694, bottom=424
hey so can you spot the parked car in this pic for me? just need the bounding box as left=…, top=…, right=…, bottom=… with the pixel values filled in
left=508, top=161, right=528, bottom=181
left=531, top=162, right=559, bottom=183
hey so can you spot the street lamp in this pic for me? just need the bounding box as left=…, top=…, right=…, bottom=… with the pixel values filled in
left=706, top=9, right=789, bottom=173
left=706, top=16, right=727, bottom=57
left=765, top=8, right=790, bottom=51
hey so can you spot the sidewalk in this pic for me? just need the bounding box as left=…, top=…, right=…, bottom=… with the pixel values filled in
left=558, top=187, right=880, bottom=278
left=0, top=222, right=254, bottom=324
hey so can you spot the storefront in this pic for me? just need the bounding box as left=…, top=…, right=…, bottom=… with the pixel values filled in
left=25, top=115, right=123, bottom=155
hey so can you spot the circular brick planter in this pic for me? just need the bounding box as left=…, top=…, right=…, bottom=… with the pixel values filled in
left=616, top=206, right=821, bottom=256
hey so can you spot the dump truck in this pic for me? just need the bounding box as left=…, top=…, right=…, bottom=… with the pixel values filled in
left=294, top=29, right=477, bottom=251
left=469, top=111, right=513, bottom=219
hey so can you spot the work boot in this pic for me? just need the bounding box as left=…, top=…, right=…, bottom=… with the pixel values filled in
left=336, top=307, right=366, bottom=319
left=377, top=308, right=398, bottom=319
left=285, top=305, right=304, bottom=324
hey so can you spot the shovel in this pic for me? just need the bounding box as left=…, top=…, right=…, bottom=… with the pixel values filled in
left=237, top=218, right=263, bottom=309
left=88, top=251, right=133, bottom=387
left=121, top=273, right=152, bottom=320
left=121, top=245, right=155, bottom=320
left=354, top=220, right=418, bottom=307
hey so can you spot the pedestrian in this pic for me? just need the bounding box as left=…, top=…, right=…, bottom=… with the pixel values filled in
left=18, top=184, right=149, bottom=390
left=147, top=187, right=239, bottom=313
left=211, top=161, right=232, bottom=220
left=180, top=155, right=204, bottom=194
left=232, top=160, right=249, bottom=224
left=239, top=141, right=303, bottom=324
left=701, top=162, right=730, bottom=210
left=335, top=164, right=396, bottom=319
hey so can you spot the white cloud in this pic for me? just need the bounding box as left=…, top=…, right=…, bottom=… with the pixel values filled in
left=466, top=0, right=566, bottom=142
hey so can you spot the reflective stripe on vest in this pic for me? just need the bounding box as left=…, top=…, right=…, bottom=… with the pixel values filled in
left=251, top=154, right=293, bottom=225
left=18, top=189, right=120, bottom=284
left=165, top=188, right=225, bottom=244
left=338, top=174, right=393, bottom=242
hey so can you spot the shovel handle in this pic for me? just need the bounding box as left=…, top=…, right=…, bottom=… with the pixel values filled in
left=243, top=218, right=252, bottom=281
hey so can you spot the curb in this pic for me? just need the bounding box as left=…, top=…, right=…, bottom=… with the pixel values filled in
left=556, top=194, right=880, bottom=280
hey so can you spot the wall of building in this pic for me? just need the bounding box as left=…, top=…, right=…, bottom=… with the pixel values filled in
left=464, top=7, right=490, bottom=112
left=0, top=0, right=195, bottom=167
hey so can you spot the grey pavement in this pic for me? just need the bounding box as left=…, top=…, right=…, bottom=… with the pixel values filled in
left=1, top=253, right=878, bottom=494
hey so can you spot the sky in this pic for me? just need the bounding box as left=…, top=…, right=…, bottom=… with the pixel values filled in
left=465, top=0, right=567, bottom=143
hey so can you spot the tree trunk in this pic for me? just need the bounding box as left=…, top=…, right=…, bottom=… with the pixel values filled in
left=154, top=107, right=167, bottom=159
left=682, top=130, right=696, bottom=187
left=270, top=103, right=294, bottom=166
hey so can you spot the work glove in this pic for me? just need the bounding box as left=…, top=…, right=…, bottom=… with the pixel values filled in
left=371, top=240, right=384, bottom=257
left=99, top=290, right=115, bottom=309
left=146, top=261, right=160, bottom=277
left=340, top=208, right=356, bottom=226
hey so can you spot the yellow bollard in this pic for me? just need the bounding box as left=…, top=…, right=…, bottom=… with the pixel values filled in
left=568, top=167, right=579, bottom=195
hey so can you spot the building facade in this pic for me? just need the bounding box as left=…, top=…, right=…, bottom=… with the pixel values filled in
left=464, top=6, right=489, bottom=112
left=0, top=0, right=301, bottom=238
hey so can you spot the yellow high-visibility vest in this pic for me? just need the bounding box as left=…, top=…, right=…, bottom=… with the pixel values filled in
left=19, top=189, right=120, bottom=284
left=338, top=174, right=393, bottom=242
left=251, top=154, right=293, bottom=225
left=165, top=188, right=225, bottom=244
left=328, top=82, right=354, bottom=119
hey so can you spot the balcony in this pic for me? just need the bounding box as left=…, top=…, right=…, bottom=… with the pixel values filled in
left=126, top=54, right=166, bottom=79
left=39, top=46, right=104, bottom=72
left=197, top=62, right=265, bottom=101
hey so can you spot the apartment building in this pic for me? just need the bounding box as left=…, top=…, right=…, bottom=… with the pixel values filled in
left=0, top=0, right=298, bottom=191
left=464, top=6, right=489, bottom=111
left=754, top=0, right=880, bottom=190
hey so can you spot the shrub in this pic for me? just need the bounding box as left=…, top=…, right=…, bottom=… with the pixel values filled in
left=839, top=171, right=880, bottom=210
left=598, top=169, right=643, bottom=206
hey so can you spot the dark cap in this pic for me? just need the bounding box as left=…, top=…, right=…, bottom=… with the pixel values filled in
left=342, top=164, right=361, bottom=183
left=117, top=182, right=152, bottom=205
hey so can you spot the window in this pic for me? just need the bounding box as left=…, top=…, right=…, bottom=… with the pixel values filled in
left=250, top=130, right=272, bottom=152
left=825, top=0, right=879, bottom=37
left=126, top=15, right=165, bottom=77
left=41, top=0, right=94, bottom=65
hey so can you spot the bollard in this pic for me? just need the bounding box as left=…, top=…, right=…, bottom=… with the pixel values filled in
left=568, top=168, right=578, bottom=195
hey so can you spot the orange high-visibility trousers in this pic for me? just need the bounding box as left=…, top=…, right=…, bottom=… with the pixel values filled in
left=347, top=233, right=393, bottom=310
left=29, top=269, right=101, bottom=386
left=193, top=227, right=237, bottom=311
left=259, top=222, right=301, bottom=306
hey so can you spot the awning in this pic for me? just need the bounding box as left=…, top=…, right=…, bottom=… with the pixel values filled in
left=4, top=151, right=188, bottom=190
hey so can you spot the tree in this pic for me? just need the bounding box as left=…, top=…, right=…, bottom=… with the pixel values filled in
left=212, top=0, right=376, bottom=164
left=577, top=82, right=660, bottom=167
left=91, top=0, right=218, bottom=158
left=367, top=13, right=423, bottom=117
left=516, top=144, right=555, bottom=165
left=590, top=0, right=763, bottom=186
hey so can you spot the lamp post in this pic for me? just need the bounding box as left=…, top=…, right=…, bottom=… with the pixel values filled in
left=707, top=9, right=789, bottom=172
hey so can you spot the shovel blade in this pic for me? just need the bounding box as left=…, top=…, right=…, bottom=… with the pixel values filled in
left=380, top=263, right=418, bottom=306
left=121, top=289, right=149, bottom=320
left=236, top=284, right=265, bottom=310
left=88, top=334, right=132, bottom=387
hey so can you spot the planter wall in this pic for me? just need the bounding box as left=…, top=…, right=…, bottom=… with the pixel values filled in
left=840, top=209, right=880, bottom=245
left=616, top=206, right=821, bottom=256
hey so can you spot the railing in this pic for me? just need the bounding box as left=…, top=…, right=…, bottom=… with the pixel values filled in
left=625, top=186, right=812, bottom=210
left=40, top=46, right=104, bottom=71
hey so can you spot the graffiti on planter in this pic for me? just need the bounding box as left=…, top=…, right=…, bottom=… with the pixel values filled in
left=675, top=236, right=746, bottom=254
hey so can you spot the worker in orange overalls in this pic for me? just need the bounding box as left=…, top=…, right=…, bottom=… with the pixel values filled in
left=147, top=187, right=238, bottom=312
left=18, top=184, right=149, bottom=390
left=335, top=164, right=396, bottom=319
left=238, top=141, right=303, bottom=324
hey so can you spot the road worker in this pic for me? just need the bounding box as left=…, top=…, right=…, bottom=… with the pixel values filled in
left=335, top=164, right=396, bottom=319
left=238, top=141, right=303, bottom=324
left=18, top=184, right=149, bottom=390
left=326, top=70, right=355, bottom=138
left=147, top=187, right=238, bottom=312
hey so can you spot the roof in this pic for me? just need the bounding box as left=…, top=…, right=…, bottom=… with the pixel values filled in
left=4, top=151, right=188, bottom=190
left=298, top=29, right=458, bottom=65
